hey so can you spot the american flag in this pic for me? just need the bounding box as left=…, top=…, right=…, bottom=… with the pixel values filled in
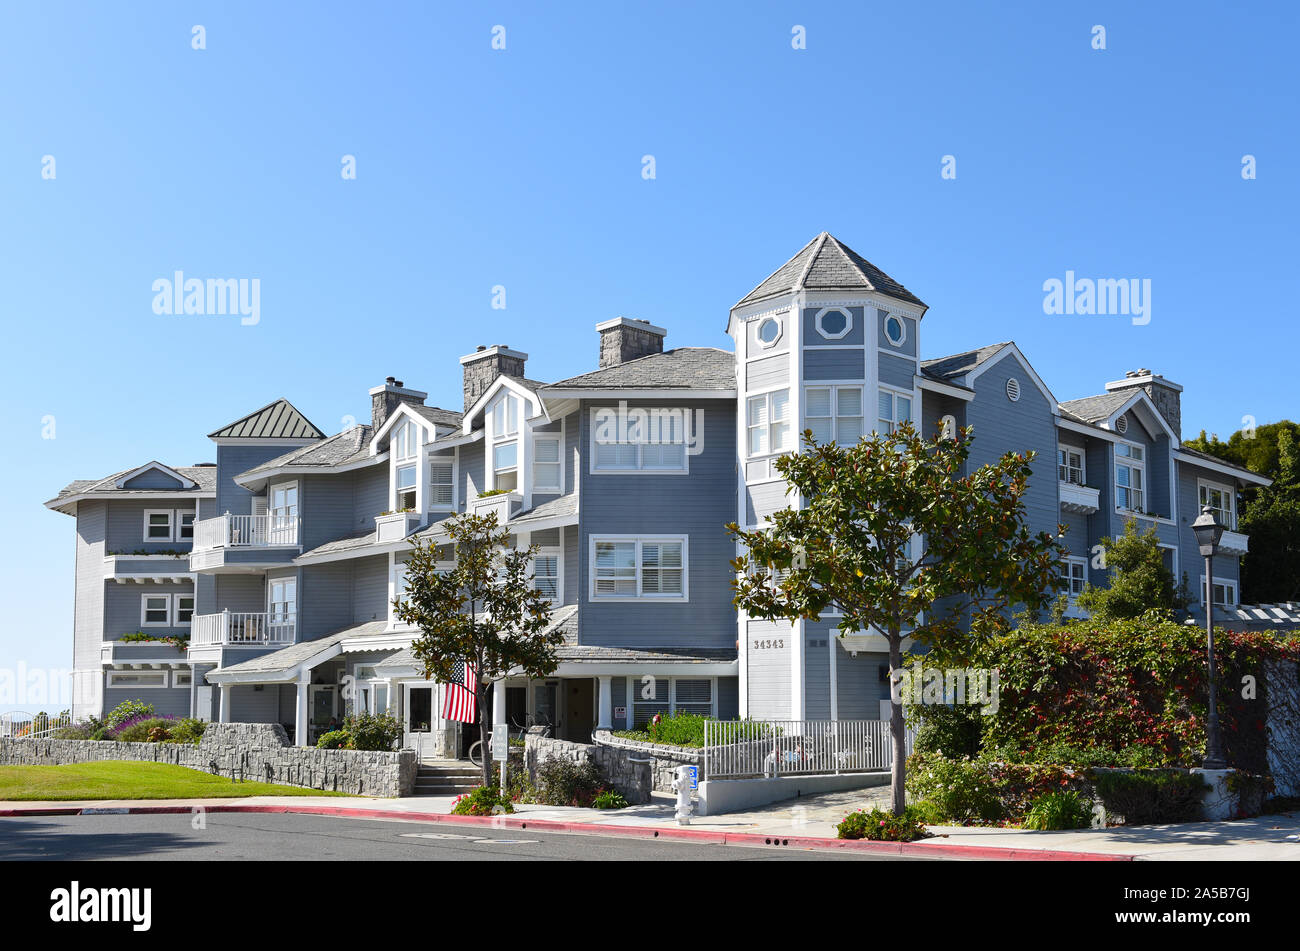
left=442, top=659, right=477, bottom=723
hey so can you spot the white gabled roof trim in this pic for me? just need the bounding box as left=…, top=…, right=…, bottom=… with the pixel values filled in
left=541, top=387, right=736, bottom=400
left=965, top=344, right=1059, bottom=414
left=462, top=375, right=547, bottom=434
left=370, top=400, right=440, bottom=453
left=114, top=462, right=197, bottom=490
left=915, top=375, right=974, bottom=402
left=1173, top=450, right=1272, bottom=487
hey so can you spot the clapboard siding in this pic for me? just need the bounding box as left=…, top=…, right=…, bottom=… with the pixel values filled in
left=804, top=348, right=865, bottom=381
left=745, top=620, right=792, bottom=719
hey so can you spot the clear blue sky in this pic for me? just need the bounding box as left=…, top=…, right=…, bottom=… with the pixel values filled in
left=1, top=1, right=1296, bottom=704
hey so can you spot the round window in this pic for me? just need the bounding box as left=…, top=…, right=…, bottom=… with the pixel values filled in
left=757, top=317, right=780, bottom=346
left=816, top=307, right=851, bottom=339
left=884, top=314, right=906, bottom=346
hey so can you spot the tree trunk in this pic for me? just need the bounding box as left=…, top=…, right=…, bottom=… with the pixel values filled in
left=888, top=631, right=907, bottom=816
left=477, top=681, right=491, bottom=788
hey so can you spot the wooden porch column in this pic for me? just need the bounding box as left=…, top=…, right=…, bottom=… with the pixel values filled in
left=218, top=683, right=231, bottom=723
left=597, top=675, right=613, bottom=730
left=295, top=670, right=311, bottom=747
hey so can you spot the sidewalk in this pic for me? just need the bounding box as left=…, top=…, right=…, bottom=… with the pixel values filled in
left=4, top=789, right=1299, bottom=860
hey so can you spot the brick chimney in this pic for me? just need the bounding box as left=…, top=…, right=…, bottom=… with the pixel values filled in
left=1104, top=369, right=1183, bottom=439
left=597, top=317, right=666, bottom=368
left=369, top=376, right=428, bottom=431
left=460, top=345, right=528, bottom=413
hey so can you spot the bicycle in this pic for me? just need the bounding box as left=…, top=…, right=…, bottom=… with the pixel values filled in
left=467, top=714, right=549, bottom=767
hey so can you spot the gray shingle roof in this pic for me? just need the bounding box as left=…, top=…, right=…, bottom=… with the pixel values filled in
left=921, top=342, right=1013, bottom=382
left=240, top=425, right=375, bottom=479
left=735, top=232, right=926, bottom=309
left=208, top=622, right=388, bottom=678
left=47, top=464, right=217, bottom=508
left=1057, top=392, right=1132, bottom=424
left=296, top=528, right=377, bottom=560
left=545, top=348, right=735, bottom=391
left=1176, top=446, right=1263, bottom=479
left=410, top=405, right=464, bottom=428
left=208, top=399, right=325, bottom=440
left=510, top=494, right=579, bottom=526
left=555, top=644, right=738, bottom=664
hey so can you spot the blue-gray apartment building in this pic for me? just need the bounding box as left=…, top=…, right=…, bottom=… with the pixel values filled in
left=46, top=233, right=1269, bottom=752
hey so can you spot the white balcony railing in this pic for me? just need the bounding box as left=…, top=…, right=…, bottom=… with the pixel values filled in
left=193, top=514, right=300, bottom=550
left=1058, top=481, right=1101, bottom=514
left=192, top=611, right=295, bottom=647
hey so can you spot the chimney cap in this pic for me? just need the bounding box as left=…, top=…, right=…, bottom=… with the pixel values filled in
left=595, top=316, right=667, bottom=337
left=1104, top=370, right=1183, bottom=393
left=368, top=379, right=429, bottom=398
left=459, top=344, right=529, bottom=365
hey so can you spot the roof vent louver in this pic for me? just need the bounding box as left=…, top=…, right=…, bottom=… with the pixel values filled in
left=1116, top=414, right=1129, bottom=434
left=1006, top=378, right=1021, bottom=402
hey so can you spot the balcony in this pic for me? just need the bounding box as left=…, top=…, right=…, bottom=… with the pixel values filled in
left=1058, top=481, right=1100, bottom=515
left=192, top=611, right=295, bottom=648
left=190, top=514, right=301, bottom=573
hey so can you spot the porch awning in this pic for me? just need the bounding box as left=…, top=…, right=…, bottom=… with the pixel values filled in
left=205, top=620, right=392, bottom=685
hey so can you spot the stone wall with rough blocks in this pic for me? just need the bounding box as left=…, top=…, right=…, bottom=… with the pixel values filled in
left=0, top=722, right=417, bottom=797
left=523, top=733, right=655, bottom=804
left=593, top=731, right=700, bottom=793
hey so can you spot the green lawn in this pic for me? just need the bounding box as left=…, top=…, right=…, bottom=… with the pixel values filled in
left=0, top=761, right=348, bottom=801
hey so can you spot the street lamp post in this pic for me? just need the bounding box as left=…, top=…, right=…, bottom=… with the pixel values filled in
left=1191, top=504, right=1227, bottom=770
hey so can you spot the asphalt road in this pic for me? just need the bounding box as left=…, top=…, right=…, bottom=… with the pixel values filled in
left=0, top=813, right=929, bottom=861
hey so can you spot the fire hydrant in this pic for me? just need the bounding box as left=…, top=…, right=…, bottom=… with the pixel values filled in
left=672, top=764, right=694, bottom=825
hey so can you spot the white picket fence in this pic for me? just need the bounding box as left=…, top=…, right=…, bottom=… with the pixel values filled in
left=0, top=711, right=74, bottom=740
left=702, top=718, right=914, bottom=781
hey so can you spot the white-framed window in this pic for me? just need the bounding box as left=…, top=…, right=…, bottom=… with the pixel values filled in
left=589, top=408, right=688, bottom=473
left=756, top=316, right=782, bottom=348
left=268, top=577, right=297, bottom=635
left=172, top=670, right=193, bottom=688
left=144, top=509, right=174, bottom=542
left=1061, top=556, right=1088, bottom=600
left=492, top=395, right=519, bottom=438
left=1200, top=574, right=1238, bottom=608
left=393, top=419, right=421, bottom=461
left=492, top=440, right=519, bottom=492
left=177, top=511, right=196, bottom=540
left=876, top=388, right=912, bottom=435
left=141, top=593, right=172, bottom=627
left=805, top=385, right=864, bottom=445
left=395, top=464, right=417, bottom=510
left=590, top=536, right=687, bottom=601
left=746, top=388, right=792, bottom=474
left=173, top=593, right=195, bottom=626
left=1058, top=447, right=1085, bottom=485
left=428, top=456, right=454, bottom=509
left=883, top=314, right=906, bottom=347
left=532, top=436, right=562, bottom=492
left=1198, top=480, right=1235, bottom=530
left=627, top=675, right=715, bottom=726
left=814, top=306, right=852, bottom=340
left=1115, top=443, right=1145, bottom=512
left=533, top=550, right=560, bottom=601
left=107, top=670, right=167, bottom=689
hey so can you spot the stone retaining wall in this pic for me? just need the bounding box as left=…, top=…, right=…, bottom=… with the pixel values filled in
left=0, top=722, right=417, bottom=798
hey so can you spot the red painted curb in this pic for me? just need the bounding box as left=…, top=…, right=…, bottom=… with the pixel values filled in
left=0, top=802, right=1133, bottom=860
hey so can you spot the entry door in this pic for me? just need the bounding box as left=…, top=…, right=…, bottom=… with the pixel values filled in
left=404, top=684, right=435, bottom=755
left=309, top=684, right=337, bottom=744
left=563, top=679, right=594, bottom=742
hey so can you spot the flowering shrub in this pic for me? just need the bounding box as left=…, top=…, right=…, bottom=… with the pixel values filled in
left=974, top=615, right=1299, bottom=769
left=837, top=807, right=930, bottom=841
left=104, top=700, right=156, bottom=729
left=114, top=715, right=179, bottom=743
left=451, top=785, right=515, bottom=816
left=907, top=752, right=1092, bottom=825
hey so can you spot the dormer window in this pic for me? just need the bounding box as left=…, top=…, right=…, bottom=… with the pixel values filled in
left=492, top=441, right=519, bottom=492
left=492, top=396, right=519, bottom=437
left=393, top=420, right=419, bottom=461
left=396, top=465, right=417, bottom=510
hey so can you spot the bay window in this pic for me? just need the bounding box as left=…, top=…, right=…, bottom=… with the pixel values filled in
left=805, top=385, right=864, bottom=445
left=876, top=388, right=912, bottom=435
left=746, top=389, right=791, bottom=480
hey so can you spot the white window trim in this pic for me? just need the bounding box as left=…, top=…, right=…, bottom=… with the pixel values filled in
left=1199, top=573, right=1238, bottom=608
left=625, top=675, right=717, bottom=724
left=1114, top=441, right=1146, bottom=514
left=1062, top=555, right=1088, bottom=601
left=1058, top=447, right=1086, bottom=485
left=176, top=509, right=196, bottom=541
left=814, top=306, right=853, bottom=340
left=428, top=454, right=456, bottom=511
left=883, top=313, right=907, bottom=347
left=587, top=408, right=690, bottom=475
left=143, top=509, right=174, bottom=543
left=107, top=670, right=168, bottom=689
left=1197, top=478, right=1236, bottom=531
left=171, top=669, right=193, bottom=688
left=875, top=385, right=913, bottom=435
left=805, top=384, right=866, bottom=445
left=755, top=315, right=783, bottom=349
left=532, top=547, right=562, bottom=603
left=140, top=593, right=173, bottom=627
left=531, top=435, right=563, bottom=493
left=746, top=386, right=792, bottom=471
left=172, top=592, right=195, bottom=628
left=589, top=535, right=689, bottom=603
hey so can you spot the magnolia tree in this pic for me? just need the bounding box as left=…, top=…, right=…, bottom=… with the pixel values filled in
left=394, top=511, right=562, bottom=786
left=728, top=424, right=1066, bottom=815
